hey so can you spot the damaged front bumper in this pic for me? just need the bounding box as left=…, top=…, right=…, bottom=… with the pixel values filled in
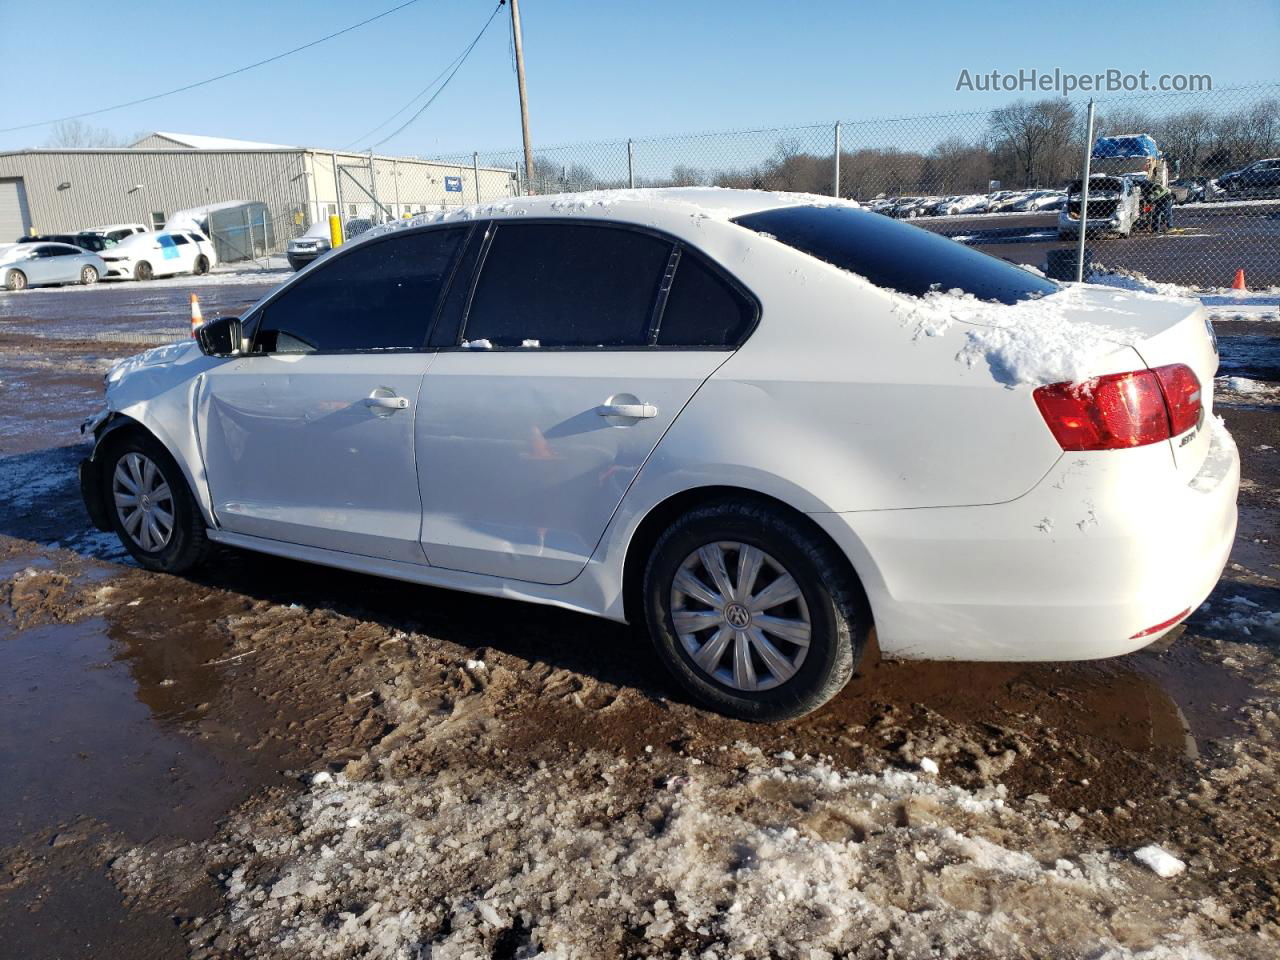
left=79, top=407, right=113, bottom=532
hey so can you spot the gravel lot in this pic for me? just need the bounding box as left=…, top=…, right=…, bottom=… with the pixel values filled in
left=1, top=278, right=1278, bottom=959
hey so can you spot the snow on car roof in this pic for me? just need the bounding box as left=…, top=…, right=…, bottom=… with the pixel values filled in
left=353, top=187, right=863, bottom=246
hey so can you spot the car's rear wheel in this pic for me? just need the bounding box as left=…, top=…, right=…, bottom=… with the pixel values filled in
left=103, top=432, right=211, bottom=573
left=80, top=265, right=99, bottom=285
left=643, top=499, right=867, bottom=722
left=134, top=260, right=153, bottom=281
left=5, top=269, right=27, bottom=291
left=193, top=255, right=210, bottom=275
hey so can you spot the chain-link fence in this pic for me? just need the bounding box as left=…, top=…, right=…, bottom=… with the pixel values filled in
left=432, top=82, right=1279, bottom=290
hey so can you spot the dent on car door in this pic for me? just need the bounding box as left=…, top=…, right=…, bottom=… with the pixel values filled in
left=197, top=226, right=469, bottom=562
left=416, top=221, right=757, bottom=585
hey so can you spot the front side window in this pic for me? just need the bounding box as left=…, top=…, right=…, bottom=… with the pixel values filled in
left=171, top=234, right=189, bottom=245
left=463, top=222, right=671, bottom=348
left=253, top=227, right=465, bottom=354
left=734, top=205, right=1057, bottom=305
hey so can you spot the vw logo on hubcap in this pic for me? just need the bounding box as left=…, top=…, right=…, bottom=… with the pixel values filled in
left=724, top=602, right=751, bottom=629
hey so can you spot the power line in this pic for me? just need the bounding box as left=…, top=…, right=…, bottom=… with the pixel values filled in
left=0, top=0, right=425, bottom=135
left=368, top=3, right=504, bottom=149
left=344, top=3, right=503, bottom=150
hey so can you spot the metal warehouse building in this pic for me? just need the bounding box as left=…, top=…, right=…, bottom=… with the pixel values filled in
left=0, top=132, right=517, bottom=253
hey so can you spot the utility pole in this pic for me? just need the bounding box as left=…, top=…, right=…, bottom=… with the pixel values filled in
left=509, top=0, right=535, bottom=194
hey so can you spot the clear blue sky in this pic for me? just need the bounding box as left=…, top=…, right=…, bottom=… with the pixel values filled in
left=1, top=0, right=1275, bottom=156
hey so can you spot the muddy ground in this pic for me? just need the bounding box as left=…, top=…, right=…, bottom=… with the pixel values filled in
left=1, top=280, right=1278, bottom=959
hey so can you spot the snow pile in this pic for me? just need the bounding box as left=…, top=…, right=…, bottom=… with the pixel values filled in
left=891, top=284, right=1147, bottom=386
left=1088, top=269, right=1196, bottom=299
left=122, top=749, right=1244, bottom=959
left=1218, top=376, right=1279, bottom=399
left=1203, top=594, right=1280, bottom=642
left=1134, top=845, right=1186, bottom=879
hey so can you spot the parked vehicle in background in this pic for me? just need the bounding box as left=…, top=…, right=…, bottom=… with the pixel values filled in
left=78, top=189, right=1236, bottom=722
left=1211, top=157, right=1280, bottom=198
left=948, top=194, right=990, bottom=215
left=84, top=224, right=149, bottom=244
left=1, top=241, right=107, bottom=290
left=987, top=191, right=1032, bottom=213
left=1010, top=190, right=1065, bottom=213
left=99, top=230, right=217, bottom=280
left=18, top=232, right=114, bottom=253
left=1058, top=174, right=1141, bottom=239
left=286, top=221, right=333, bottom=271
left=287, top=217, right=379, bottom=271
left=1169, top=177, right=1209, bottom=204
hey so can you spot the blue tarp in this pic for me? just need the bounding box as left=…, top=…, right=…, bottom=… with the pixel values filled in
left=1092, top=134, right=1161, bottom=160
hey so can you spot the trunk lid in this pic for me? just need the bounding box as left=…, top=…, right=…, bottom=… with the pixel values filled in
left=1079, top=287, right=1219, bottom=479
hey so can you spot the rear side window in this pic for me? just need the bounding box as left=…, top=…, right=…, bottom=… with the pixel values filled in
left=657, top=250, right=756, bottom=347
left=253, top=228, right=464, bottom=354
left=733, top=205, right=1057, bottom=305
left=463, top=223, right=671, bottom=347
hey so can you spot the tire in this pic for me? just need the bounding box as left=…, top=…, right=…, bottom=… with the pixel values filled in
left=134, top=260, right=153, bottom=281
left=193, top=255, right=210, bottom=276
left=80, top=265, right=99, bottom=285
left=5, top=269, right=27, bottom=291
left=101, top=431, right=211, bottom=574
left=643, top=499, right=867, bottom=722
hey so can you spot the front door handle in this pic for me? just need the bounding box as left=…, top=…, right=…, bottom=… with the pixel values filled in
left=596, top=401, right=658, bottom=419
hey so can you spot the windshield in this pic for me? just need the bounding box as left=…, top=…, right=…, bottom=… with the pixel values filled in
left=733, top=205, right=1057, bottom=305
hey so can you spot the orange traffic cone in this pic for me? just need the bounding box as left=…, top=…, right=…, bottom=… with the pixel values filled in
left=190, top=293, right=204, bottom=337
left=1232, top=269, right=1247, bottom=291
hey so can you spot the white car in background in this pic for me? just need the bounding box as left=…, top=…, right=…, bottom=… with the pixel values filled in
left=78, top=189, right=1237, bottom=721
left=85, top=223, right=149, bottom=244
left=1, top=241, right=108, bottom=290
left=100, top=230, right=217, bottom=280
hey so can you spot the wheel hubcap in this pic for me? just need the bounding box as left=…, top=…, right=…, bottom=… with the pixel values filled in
left=112, top=452, right=174, bottom=552
left=670, top=541, right=811, bottom=692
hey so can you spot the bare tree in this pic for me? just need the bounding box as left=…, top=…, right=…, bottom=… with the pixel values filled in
left=987, top=98, right=1078, bottom=187
left=43, top=119, right=132, bottom=148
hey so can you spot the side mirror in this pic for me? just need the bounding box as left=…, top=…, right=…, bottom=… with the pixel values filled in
left=196, top=316, right=244, bottom=357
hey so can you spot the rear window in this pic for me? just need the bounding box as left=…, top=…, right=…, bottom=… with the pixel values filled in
left=733, top=205, right=1056, bottom=306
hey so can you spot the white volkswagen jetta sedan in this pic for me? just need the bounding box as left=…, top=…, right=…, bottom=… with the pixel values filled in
left=79, top=189, right=1238, bottom=720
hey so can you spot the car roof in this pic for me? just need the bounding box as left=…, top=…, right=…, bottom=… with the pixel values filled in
left=350, top=188, right=864, bottom=248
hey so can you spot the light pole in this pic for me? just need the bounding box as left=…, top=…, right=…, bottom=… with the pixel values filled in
left=509, top=0, right=534, bottom=194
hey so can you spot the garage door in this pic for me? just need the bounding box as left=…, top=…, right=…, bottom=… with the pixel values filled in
left=0, top=178, right=33, bottom=242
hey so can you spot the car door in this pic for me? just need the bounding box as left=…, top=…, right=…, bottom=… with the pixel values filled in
left=33, top=244, right=82, bottom=283
left=198, top=226, right=469, bottom=563
left=415, top=221, right=757, bottom=585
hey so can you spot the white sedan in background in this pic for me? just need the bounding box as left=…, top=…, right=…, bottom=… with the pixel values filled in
left=1, top=241, right=108, bottom=290
left=100, top=230, right=217, bottom=281
left=78, top=188, right=1237, bottom=721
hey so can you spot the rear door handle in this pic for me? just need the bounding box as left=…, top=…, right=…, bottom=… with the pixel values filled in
left=596, top=402, right=658, bottom=419
left=364, top=395, right=409, bottom=410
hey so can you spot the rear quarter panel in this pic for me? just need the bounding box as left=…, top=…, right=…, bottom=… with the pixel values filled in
left=640, top=226, right=1070, bottom=513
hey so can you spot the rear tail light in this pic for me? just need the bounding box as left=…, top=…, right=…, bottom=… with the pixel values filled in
left=1033, top=363, right=1201, bottom=451
left=1153, top=363, right=1202, bottom=436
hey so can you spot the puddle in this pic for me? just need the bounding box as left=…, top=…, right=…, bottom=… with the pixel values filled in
left=1217, top=332, right=1280, bottom=383
left=0, top=610, right=277, bottom=847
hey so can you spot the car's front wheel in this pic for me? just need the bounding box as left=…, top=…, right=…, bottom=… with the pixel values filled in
left=134, top=260, right=153, bottom=281
left=80, top=265, right=99, bottom=285
left=5, top=269, right=27, bottom=291
left=643, top=499, right=867, bottom=722
left=102, top=432, right=211, bottom=573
